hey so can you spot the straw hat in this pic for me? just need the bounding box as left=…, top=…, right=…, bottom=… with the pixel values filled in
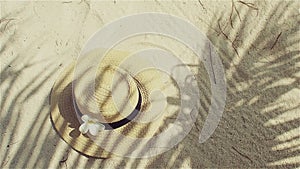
left=50, top=48, right=182, bottom=158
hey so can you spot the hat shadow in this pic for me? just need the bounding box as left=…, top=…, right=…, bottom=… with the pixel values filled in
left=57, top=82, right=83, bottom=138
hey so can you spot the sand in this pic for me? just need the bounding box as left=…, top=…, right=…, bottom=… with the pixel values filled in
left=0, top=0, right=299, bottom=168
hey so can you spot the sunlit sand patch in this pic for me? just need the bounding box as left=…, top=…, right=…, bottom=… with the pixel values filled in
left=267, top=156, right=300, bottom=167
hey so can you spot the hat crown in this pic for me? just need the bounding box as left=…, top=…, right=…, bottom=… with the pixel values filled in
left=73, top=50, right=139, bottom=124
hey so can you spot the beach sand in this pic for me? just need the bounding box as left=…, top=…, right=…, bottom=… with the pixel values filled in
left=0, top=1, right=299, bottom=168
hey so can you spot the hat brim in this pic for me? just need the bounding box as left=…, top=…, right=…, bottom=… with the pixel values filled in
left=50, top=61, right=112, bottom=158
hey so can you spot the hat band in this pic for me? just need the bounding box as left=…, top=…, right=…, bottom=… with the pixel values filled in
left=73, top=87, right=142, bottom=130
